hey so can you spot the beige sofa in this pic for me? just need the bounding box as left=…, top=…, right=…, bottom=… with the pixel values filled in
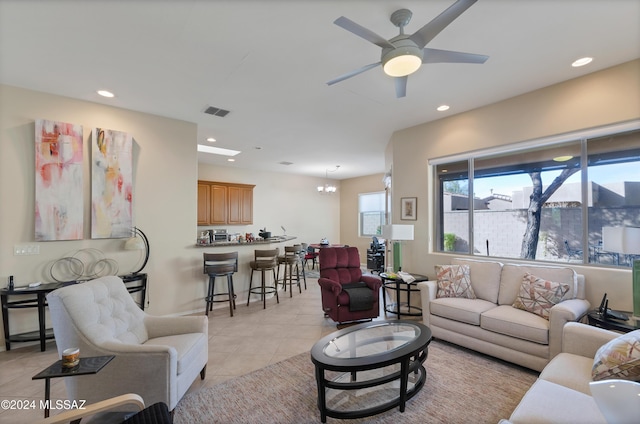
left=502, top=322, right=620, bottom=424
left=417, top=258, right=590, bottom=371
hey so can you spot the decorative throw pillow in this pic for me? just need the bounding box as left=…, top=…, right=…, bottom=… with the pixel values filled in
left=435, top=264, right=476, bottom=299
left=592, top=330, right=640, bottom=382
left=512, top=273, right=570, bottom=319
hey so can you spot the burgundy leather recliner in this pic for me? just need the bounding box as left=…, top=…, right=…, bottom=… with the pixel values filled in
left=317, top=247, right=382, bottom=323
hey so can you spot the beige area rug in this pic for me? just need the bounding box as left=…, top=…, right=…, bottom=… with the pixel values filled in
left=174, top=340, right=538, bottom=424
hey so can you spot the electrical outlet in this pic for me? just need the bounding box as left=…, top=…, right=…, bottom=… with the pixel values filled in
left=14, top=244, right=40, bottom=255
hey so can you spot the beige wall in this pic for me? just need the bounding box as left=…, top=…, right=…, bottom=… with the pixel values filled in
left=0, top=84, right=342, bottom=350
left=2, top=59, right=637, bottom=350
left=196, top=164, right=341, bottom=296
left=339, top=173, right=386, bottom=263
left=388, top=59, right=640, bottom=311
left=0, top=85, right=199, bottom=343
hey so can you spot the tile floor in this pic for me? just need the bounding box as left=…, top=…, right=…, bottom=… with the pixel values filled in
left=0, top=274, right=409, bottom=423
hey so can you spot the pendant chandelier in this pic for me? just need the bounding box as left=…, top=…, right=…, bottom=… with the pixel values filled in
left=317, top=165, right=340, bottom=194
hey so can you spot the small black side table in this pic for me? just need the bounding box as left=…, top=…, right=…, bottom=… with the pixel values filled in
left=32, top=355, right=115, bottom=418
left=587, top=310, right=640, bottom=333
left=380, top=273, right=429, bottom=318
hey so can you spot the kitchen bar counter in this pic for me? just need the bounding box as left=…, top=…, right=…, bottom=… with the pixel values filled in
left=195, top=236, right=299, bottom=310
left=195, top=236, right=296, bottom=248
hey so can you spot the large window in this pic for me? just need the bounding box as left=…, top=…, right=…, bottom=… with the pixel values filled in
left=434, top=127, right=640, bottom=267
left=359, top=192, right=385, bottom=237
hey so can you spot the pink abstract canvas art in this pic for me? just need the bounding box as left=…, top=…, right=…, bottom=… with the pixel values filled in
left=91, top=128, right=133, bottom=238
left=35, top=119, right=84, bottom=241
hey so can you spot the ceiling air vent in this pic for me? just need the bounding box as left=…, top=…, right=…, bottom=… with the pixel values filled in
left=204, top=106, right=230, bottom=117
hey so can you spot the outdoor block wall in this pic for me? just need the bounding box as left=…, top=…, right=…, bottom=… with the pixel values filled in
left=444, top=207, right=640, bottom=263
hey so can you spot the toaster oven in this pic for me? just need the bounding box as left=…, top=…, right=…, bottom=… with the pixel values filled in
left=212, top=229, right=228, bottom=242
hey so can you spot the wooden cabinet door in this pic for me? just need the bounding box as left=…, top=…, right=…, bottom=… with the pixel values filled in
left=240, top=186, right=253, bottom=224
left=227, top=185, right=242, bottom=224
left=210, top=184, right=227, bottom=224
left=197, top=183, right=210, bottom=225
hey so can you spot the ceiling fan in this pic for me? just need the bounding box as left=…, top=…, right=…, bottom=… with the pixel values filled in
left=327, top=0, right=489, bottom=98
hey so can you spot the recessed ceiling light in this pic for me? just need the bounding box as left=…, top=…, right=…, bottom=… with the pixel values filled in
left=206, top=137, right=216, bottom=142
left=437, top=105, right=450, bottom=112
left=97, top=90, right=115, bottom=98
left=227, top=158, right=235, bottom=162
left=572, top=57, right=593, bottom=67
left=553, top=155, right=574, bottom=162
left=197, top=144, right=241, bottom=156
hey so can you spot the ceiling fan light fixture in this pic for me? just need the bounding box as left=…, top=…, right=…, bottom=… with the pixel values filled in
left=382, top=43, right=423, bottom=77
left=383, top=54, right=422, bottom=77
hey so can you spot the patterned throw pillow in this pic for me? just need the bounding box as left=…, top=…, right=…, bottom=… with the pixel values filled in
left=592, top=330, right=640, bottom=382
left=435, top=264, right=476, bottom=299
left=512, top=273, right=570, bottom=319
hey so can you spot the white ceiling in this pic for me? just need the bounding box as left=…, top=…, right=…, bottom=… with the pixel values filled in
left=1, top=0, right=638, bottom=180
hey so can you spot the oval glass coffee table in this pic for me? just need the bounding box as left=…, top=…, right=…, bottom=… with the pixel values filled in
left=310, top=320, right=432, bottom=423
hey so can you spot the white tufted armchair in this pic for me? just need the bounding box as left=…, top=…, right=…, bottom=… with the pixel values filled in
left=47, top=275, right=208, bottom=411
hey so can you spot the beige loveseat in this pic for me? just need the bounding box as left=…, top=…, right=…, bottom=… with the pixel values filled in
left=417, top=258, right=590, bottom=371
left=502, top=322, right=633, bottom=424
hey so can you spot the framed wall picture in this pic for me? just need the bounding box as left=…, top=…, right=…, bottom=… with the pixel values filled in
left=401, top=197, right=417, bottom=220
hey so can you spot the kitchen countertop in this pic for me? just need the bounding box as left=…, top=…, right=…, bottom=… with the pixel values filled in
left=196, top=236, right=297, bottom=247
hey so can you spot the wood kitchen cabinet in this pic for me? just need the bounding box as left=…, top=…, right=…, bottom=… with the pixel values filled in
left=197, top=182, right=210, bottom=226
left=197, top=180, right=254, bottom=225
left=210, top=184, right=228, bottom=224
left=227, top=185, right=253, bottom=224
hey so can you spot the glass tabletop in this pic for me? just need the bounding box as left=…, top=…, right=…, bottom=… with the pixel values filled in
left=323, top=322, right=421, bottom=359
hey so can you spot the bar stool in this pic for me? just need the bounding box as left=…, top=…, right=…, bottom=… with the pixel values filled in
left=247, top=248, right=279, bottom=309
left=277, top=245, right=303, bottom=297
left=297, top=244, right=308, bottom=290
left=303, top=244, right=318, bottom=270
left=203, top=252, right=238, bottom=317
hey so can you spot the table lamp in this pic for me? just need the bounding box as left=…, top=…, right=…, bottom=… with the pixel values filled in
left=602, top=226, right=640, bottom=318
left=124, top=227, right=150, bottom=275
left=382, top=224, right=414, bottom=272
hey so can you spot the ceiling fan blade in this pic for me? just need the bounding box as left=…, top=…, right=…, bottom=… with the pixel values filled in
left=326, top=62, right=381, bottom=86
left=409, top=0, right=477, bottom=49
left=334, top=16, right=395, bottom=49
left=422, top=48, right=488, bottom=64
left=395, top=76, right=408, bottom=98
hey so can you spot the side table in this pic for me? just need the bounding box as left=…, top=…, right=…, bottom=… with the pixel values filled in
left=1, top=282, right=75, bottom=351
left=32, top=355, right=115, bottom=418
left=380, top=273, right=429, bottom=318
left=587, top=310, right=640, bottom=333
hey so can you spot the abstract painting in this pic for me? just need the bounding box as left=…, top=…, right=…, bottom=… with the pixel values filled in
left=91, top=128, right=133, bottom=238
left=35, top=119, right=84, bottom=241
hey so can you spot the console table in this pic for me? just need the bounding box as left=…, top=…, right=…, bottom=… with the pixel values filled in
left=1, top=274, right=147, bottom=351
